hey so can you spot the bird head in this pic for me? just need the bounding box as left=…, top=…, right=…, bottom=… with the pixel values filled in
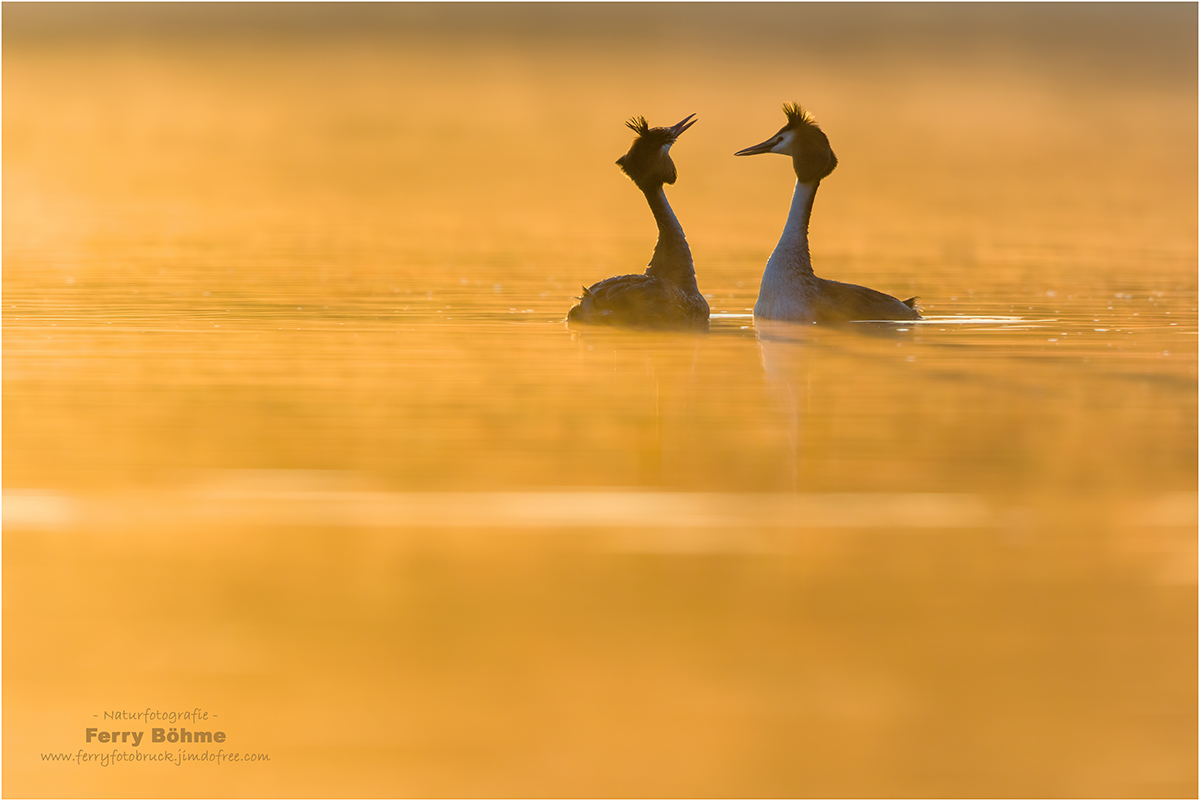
left=616, top=114, right=696, bottom=188
left=734, top=102, right=837, bottom=183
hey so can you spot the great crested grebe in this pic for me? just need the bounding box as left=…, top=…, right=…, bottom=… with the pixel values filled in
left=567, top=114, right=709, bottom=329
left=736, top=103, right=920, bottom=323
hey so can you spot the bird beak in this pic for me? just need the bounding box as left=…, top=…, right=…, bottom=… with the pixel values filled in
left=734, top=135, right=780, bottom=156
left=669, top=114, right=697, bottom=137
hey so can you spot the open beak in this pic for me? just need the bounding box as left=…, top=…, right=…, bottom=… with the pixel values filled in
left=668, top=114, right=697, bottom=138
left=734, top=135, right=780, bottom=156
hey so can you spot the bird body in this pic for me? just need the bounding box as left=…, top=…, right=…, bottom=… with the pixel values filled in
left=572, top=273, right=710, bottom=328
left=567, top=115, right=709, bottom=330
left=737, top=104, right=920, bottom=323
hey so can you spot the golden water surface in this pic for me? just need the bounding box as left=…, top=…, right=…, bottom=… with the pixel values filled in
left=4, top=5, right=1197, bottom=797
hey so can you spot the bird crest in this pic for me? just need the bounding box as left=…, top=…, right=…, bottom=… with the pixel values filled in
left=624, top=115, right=679, bottom=147
left=625, top=116, right=650, bottom=135
left=782, top=102, right=819, bottom=130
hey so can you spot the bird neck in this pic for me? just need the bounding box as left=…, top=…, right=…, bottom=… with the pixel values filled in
left=768, top=179, right=820, bottom=277
left=641, top=182, right=696, bottom=287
